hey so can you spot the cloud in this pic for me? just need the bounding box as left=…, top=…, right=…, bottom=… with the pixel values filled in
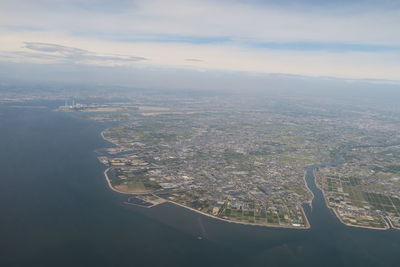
left=185, top=58, right=203, bottom=62
left=20, top=42, right=147, bottom=64
left=0, top=0, right=399, bottom=81
left=2, top=0, right=399, bottom=45
left=24, top=42, right=88, bottom=54
left=0, top=0, right=396, bottom=46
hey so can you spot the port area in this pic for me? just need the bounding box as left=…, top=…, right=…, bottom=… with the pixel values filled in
left=124, top=194, right=167, bottom=208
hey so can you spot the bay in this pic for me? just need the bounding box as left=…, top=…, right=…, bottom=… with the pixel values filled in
left=1, top=102, right=400, bottom=267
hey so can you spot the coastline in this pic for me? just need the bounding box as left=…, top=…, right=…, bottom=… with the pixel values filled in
left=103, top=167, right=132, bottom=195
left=303, top=170, right=314, bottom=208
left=100, top=128, right=310, bottom=230
left=166, top=199, right=310, bottom=230
left=100, top=128, right=392, bottom=231
left=312, top=168, right=390, bottom=231
left=100, top=129, right=117, bottom=147
left=104, top=167, right=310, bottom=229
left=103, top=167, right=155, bottom=195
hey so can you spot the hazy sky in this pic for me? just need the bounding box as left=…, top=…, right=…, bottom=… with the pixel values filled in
left=1, top=0, right=400, bottom=82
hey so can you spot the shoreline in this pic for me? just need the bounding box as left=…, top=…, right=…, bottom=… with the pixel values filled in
left=312, top=168, right=390, bottom=231
left=103, top=167, right=132, bottom=195
left=103, top=167, right=155, bottom=195
left=103, top=167, right=310, bottom=230
left=100, top=129, right=311, bottom=230
left=166, top=199, right=310, bottom=230
left=303, top=170, right=314, bottom=209
left=100, top=129, right=115, bottom=146
left=100, top=128, right=393, bottom=231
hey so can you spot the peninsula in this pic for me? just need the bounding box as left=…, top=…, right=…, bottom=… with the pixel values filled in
left=57, top=93, right=400, bottom=230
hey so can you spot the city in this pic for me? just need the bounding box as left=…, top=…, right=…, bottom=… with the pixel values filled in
left=55, top=92, right=400, bottom=230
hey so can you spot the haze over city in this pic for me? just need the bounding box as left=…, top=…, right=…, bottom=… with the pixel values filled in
left=1, top=1, right=400, bottom=267
left=1, top=0, right=400, bottom=85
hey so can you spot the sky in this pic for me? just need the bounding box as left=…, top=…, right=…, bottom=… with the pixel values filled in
left=1, top=0, right=400, bottom=84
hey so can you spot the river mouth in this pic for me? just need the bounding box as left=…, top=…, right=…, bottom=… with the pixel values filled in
left=119, top=164, right=344, bottom=235
left=2, top=103, right=400, bottom=267
left=108, top=162, right=384, bottom=232
left=303, top=165, right=344, bottom=230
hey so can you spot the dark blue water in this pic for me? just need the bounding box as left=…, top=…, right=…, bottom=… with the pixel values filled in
left=1, top=103, right=400, bottom=267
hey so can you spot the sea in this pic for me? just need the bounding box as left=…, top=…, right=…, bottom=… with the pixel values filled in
left=1, top=101, right=400, bottom=267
